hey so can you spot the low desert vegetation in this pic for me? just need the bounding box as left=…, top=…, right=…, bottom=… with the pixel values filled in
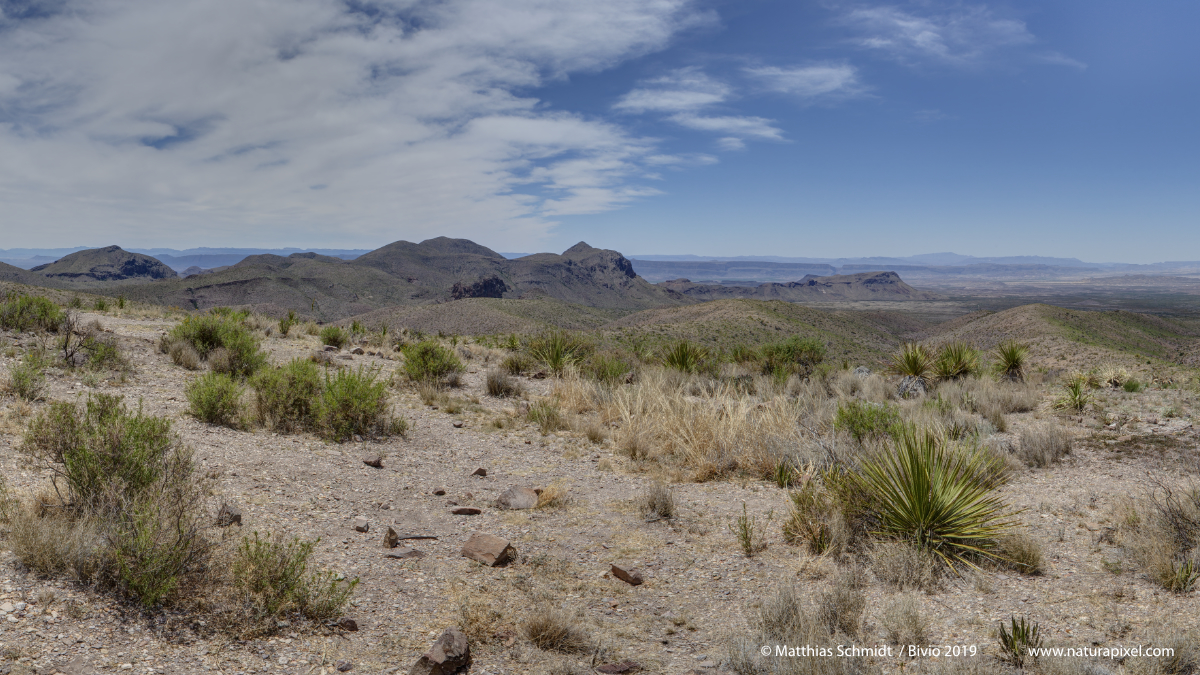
left=1119, top=482, right=1200, bottom=594
left=0, top=293, right=64, bottom=333
left=400, top=340, right=465, bottom=384
left=162, top=309, right=268, bottom=377
left=320, top=325, right=349, bottom=349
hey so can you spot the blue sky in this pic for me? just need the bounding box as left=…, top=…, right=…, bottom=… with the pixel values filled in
left=0, top=0, right=1196, bottom=262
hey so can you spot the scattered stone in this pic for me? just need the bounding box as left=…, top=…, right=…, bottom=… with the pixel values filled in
left=611, top=563, right=644, bottom=586
left=453, top=421, right=464, bottom=428
left=336, top=659, right=353, bottom=671
left=363, top=454, right=383, bottom=468
left=353, top=516, right=370, bottom=532
left=385, top=547, right=427, bottom=560
left=853, top=366, right=871, bottom=377
left=461, top=533, right=515, bottom=567
left=451, top=507, right=481, bottom=516
left=472, top=467, right=487, bottom=477
left=494, top=487, right=539, bottom=510
left=897, top=375, right=927, bottom=399
left=409, top=627, right=472, bottom=675
left=384, top=527, right=400, bottom=548
left=596, top=662, right=641, bottom=674
left=324, top=345, right=338, bottom=352
left=531, top=370, right=547, bottom=379
left=216, top=502, right=242, bottom=527
left=433, top=488, right=447, bottom=495
left=337, top=617, right=359, bottom=632
left=351, top=347, right=365, bottom=355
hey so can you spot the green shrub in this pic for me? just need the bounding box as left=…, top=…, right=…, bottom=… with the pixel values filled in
left=320, top=325, right=349, bottom=349
left=760, top=336, right=825, bottom=381
left=6, top=356, right=46, bottom=401
left=401, top=341, right=464, bottom=383
left=991, top=340, right=1028, bottom=382
left=584, top=352, right=632, bottom=384
left=0, top=295, right=63, bottom=333
left=834, top=400, right=899, bottom=444
left=501, top=353, right=534, bottom=375
left=997, top=615, right=1043, bottom=668
left=186, top=372, right=244, bottom=426
left=251, top=358, right=323, bottom=431
left=933, top=341, right=980, bottom=381
left=93, top=297, right=108, bottom=312
left=662, top=340, right=708, bottom=374
left=169, top=311, right=266, bottom=377
left=233, top=532, right=357, bottom=626
left=527, top=399, right=565, bottom=435
left=316, top=366, right=401, bottom=441
left=1054, top=373, right=1092, bottom=411
left=278, top=311, right=297, bottom=337
left=528, top=330, right=592, bottom=376
left=853, top=426, right=1017, bottom=572
left=1124, top=378, right=1144, bottom=393
left=83, top=335, right=129, bottom=372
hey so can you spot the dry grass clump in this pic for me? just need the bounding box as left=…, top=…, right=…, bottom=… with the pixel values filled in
left=1119, top=484, right=1200, bottom=594
left=639, top=482, right=675, bottom=522
left=1018, top=423, right=1072, bottom=468
left=993, top=531, right=1044, bottom=575
left=527, top=399, right=567, bottom=435
left=881, top=594, right=929, bottom=646
left=523, top=609, right=592, bottom=653
left=816, top=566, right=866, bottom=636
left=536, top=484, right=570, bottom=510
left=872, top=541, right=942, bottom=593
left=169, top=339, right=202, bottom=370
left=727, top=585, right=880, bottom=675
left=486, top=369, right=523, bottom=398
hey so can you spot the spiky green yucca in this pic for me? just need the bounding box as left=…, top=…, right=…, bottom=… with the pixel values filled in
left=1054, top=374, right=1092, bottom=412
left=997, top=615, right=1043, bottom=668
left=992, top=340, right=1028, bottom=382
left=662, top=340, right=707, bottom=373
left=890, top=343, right=932, bottom=381
left=528, top=330, right=592, bottom=376
left=854, top=427, right=1018, bottom=572
left=933, top=341, right=980, bottom=381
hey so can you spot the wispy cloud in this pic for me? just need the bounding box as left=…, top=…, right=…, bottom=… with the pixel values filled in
left=667, top=113, right=784, bottom=140
left=744, top=63, right=865, bottom=100
left=840, top=3, right=1057, bottom=67
left=0, top=0, right=710, bottom=248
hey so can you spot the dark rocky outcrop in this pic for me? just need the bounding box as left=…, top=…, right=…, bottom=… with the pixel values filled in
left=31, top=246, right=176, bottom=282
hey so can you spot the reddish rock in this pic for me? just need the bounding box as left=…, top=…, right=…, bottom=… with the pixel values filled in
left=611, top=563, right=644, bottom=586
left=362, top=454, right=383, bottom=468
left=472, top=467, right=487, bottom=477
left=460, top=533, right=515, bottom=567
left=451, top=507, right=481, bottom=516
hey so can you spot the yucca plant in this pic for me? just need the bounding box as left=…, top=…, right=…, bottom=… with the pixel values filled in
left=890, top=343, right=932, bottom=382
left=528, top=330, right=591, bottom=376
left=1164, top=559, right=1200, bottom=594
left=1054, top=374, right=1092, bottom=412
left=992, top=340, right=1028, bottom=382
left=933, top=341, right=980, bottom=381
left=997, top=615, right=1043, bottom=668
left=853, top=426, right=1018, bottom=573
left=661, top=340, right=707, bottom=374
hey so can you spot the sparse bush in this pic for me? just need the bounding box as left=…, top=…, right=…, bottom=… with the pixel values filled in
left=93, top=297, right=109, bottom=312
left=186, top=372, right=244, bottom=426
left=662, top=340, right=708, bottom=374
left=1018, top=423, right=1072, bottom=468
left=7, top=499, right=106, bottom=583
left=316, top=366, right=400, bottom=441
left=730, top=503, right=767, bottom=557
left=783, top=478, right=842, bottom=555
left=6, top=356, right=46, bottom=401
left=1124, top=378, right=1144, bottom=393
left=251, top=358, right=323, bottom=431
left=401, top=341, right=465, bottom=383
left=994, top=531, right=1044, bottom=575
left=232, top=532, right=358, bottom=628
left=278, top=310, right=297, bottom=337
left=320, top=325, right=349, bottom=349
left=169, top=340, right=202, bottom=370
left=83, top=334, right=129, bottom=372
left=816, top=567, right=866, bottom=636
left=834, top=400, right=899, bottom=444
left=992, top=340, right=1028, bottom=382
left=760, top=336, right=825, bottom=381
left=523, top=609, right=591, bottom=653
left=1122, top=483, right=1200, bottom=594
left=933, top=341, right=980, bottom=381
left=640, top=482, right=675, bottom=522
left=882, top=594, right=929, bottom=646
left=582, top=419, right=606, bottom=444
left=727, top=585, right=874, bottom=675
left=854, top=426, right=1017, bottom=572
left=0, top=295, right=63, bottom=333
left=486, top=370, right=522, bottom=397
left=501, top=353, right=534, bottom=375
left=168, top=311, right=266, bottom=377
left=584, top=352, right=632, bottom=384
left=527, top=399, right=565, bottom=435
left=873, top=541, right=941, bottom=592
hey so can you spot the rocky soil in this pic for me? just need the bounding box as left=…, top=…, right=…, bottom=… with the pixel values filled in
left=0, top=311, right=1198, bottom=675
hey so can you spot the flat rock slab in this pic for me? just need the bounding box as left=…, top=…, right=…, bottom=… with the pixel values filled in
left=461, top=533, right=515, bottom=567
left=495, top=487, right=539, bottom=510
left=611, top=563, right=644, bottom=586
left=450, top=507, right=481, bottom=516
left=385, top=547, right=427, bottom=560
left=596, top=662, right=642, bottom=674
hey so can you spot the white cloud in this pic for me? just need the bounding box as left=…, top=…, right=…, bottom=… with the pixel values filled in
left=744, top=63, right=865, bottom=99
left=0, top=0, right=709, bottom=248
left=841, top=4, right=1038, bottom=66
left=716, top=137, right=745, bottom=151
left=668, top=113, right=783, bottom=140
left=614, top=67, right=784, bottom=145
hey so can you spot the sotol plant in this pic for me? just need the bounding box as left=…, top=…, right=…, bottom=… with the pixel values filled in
left=992, top=340, right=1028, bottom=382
left=890, top=343, right=932, bottom=382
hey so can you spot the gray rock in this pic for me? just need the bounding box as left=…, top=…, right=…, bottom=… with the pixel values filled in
left=495, top=487, right=539, bottom=510
left=353, top=516, right=369, bottom=532
left=460, top=533, right=514, bottom=567
left=384, top=527, right=400, bottom=548
left=385, top=547, right=427, bottom=560
left=853, top=366, right=871, bottom=377
left=324, top=345, right=338, bottom=352
left=351, top=347, right=365, bottom=355
left=362, top=454, right=383, bottom=469
left=409, top=627, right=471, bottom=675
left=336, top=659, right=353, bottom=671
left=897, top=375, right=927, bottom=398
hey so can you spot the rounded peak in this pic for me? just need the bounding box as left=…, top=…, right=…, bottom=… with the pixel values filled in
left=563, top=242, right=598, bottom=256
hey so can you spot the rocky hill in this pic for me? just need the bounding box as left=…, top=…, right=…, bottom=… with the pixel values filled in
left=29, top=246, right=176, bottom=282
